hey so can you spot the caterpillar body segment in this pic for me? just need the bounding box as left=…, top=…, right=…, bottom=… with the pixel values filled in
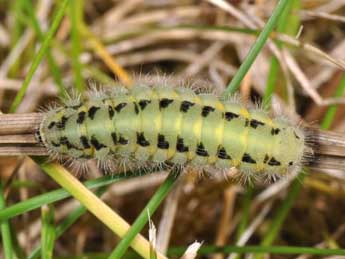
left=39, top=86, right=306, bottom=177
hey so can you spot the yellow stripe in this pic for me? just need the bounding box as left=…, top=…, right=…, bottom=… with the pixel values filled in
left=209, top=101, right=224, bottom=165
left=240, top=107, right=250, bottom=118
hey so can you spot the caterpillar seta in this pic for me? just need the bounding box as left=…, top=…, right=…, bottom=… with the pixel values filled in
left=36, top=79, right=313, bottom=181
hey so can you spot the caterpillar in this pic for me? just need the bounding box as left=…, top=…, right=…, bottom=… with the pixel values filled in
left=37, top=83, right=312, bottom=180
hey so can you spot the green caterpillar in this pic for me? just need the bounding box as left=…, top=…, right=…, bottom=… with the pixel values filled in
left=38, top=85, right=308, bottom=178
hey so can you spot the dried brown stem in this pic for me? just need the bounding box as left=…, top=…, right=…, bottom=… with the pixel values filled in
left=0, top=113, right=47, bottom=156
left=0, top=113, right=43, bottom=135
left=0, top=113, right=344, bottom=171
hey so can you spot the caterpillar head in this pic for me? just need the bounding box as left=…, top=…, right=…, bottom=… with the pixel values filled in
left=273, top=126, right=305, bottom=175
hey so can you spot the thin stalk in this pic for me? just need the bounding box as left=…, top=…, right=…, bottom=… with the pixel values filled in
left=9, top=0, right=24, bottom=75
left=23, top=0, right=67, bottom=98
left=28, top=186, right=108, bottom=259
left=9, top=0, right=69, bottom=112
left=0, top=182, right=13, bottom=259
left=109, top=169, right=181, bottom=259
left=258, top=176, right=303, bottom=248
left=320, top=75, right=345, bottom=130
left=235, top=186, right=254, bottom=242
left=70, top=0, right=85, bottom=92
left=41, top=205, right=55, bottom=259
left=167, top=245, right=345, bottom=257
left=223, top=0, right=290, bottom=96
left=0, top=172, right=134, bottom=221
left=80, top=25, right=133, bottom=88
left=264, top=0, right=300, bottom=105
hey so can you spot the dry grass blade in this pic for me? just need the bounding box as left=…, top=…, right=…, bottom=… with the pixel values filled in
left=0, top=113, right=46, bottom=155
left=0, top=113, right=43, bottom=135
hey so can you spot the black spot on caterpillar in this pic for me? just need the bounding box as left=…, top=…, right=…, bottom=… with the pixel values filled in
left=60, top=136, right=81, bottom=150
left=48, top=121, right=56, bottom=129
left=157, top=134, right=169, bottom=149
left=77, top=111, right=86, bottom=124
left=80, top=136, right=91, bottom=149
left=196, top=143, right=209, bottom=157
left=271, top=128, right=280, bottom=135
left=242, top=153, right=256, bottom=164
left=180, top=101, right=195, bottom=112
left=38, top=85, right=311, bottom=180
left=111, top=132, right=117, bottom=145
left=137, top=132, right=150, bottom=147
left=115, top=103, right=127, bottom=113
left=139, top=100, right=151, bottom=110
left=159, top=98, right=174, bottom=109
left=108, top=106, right=115, bottom=119
left=201, top=106, right=215, bottom=117
left=134, top=103, right=139, bottom=114
left=224, top=112, right=239, bottom=121
left=268, top=157, right=281, bottom=166
left=90, top=135, right=106, bottom=150
left=88, top=106, right=100, bottom=120
left=119, top=136, right=129, bottom=145
left=217, top=146, right=231, bottom=160
left=250, top=119, right=265, bottom=129
left=176, top=137, right=189, bottom=153
left=56, top=116, right=68, bottom=129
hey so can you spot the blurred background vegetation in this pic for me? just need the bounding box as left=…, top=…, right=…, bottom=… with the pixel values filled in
left=1, top=0, right=345, bottom=258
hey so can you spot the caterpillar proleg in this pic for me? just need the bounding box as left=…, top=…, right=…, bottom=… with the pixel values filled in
left=37, top=83, right=311, bottom=180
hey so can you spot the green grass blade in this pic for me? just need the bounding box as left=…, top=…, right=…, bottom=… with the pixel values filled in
left=0, top=173, right=135, bottom=221
left=264, top=0, right=300, bottom=105
left=70, top=0, right=85, bottom=92
left=9, top=0, right=69, bottom=112
left=10, top=1, right=23, bottom=46
left=320, top=75, right=345, bottom=130
left=41, top=205, right=56, bottom=259
left=22, top=0, right=67, bottom=98
left=28, top=186, right=108, bottom=259
left=223, top=0, right=290, bottom=96
left=235, top=186, right=254, bottom=242
left=166, top=245, right=345, bottom=257
left=109, top=169, right=181, bottom=259
left=9, top=0, right=25, bottom=76
left=39, top=245, right=345, bottom=259
left=263, top=57, right=280, bottom=105
left=259, top=176, right=303, bottom=248
left=0, top=182, right=13, bottom=259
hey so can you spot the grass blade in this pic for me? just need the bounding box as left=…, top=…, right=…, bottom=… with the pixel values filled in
left=9, top=0, right=69, bottom=112
left=167, top=245, right=345, bottom=257
left=41, top=205, right=55, bottom=259
left=109, top=169, right=181, bottom=259
left=263, top=0, right=300, bottom=105
left=0, top=182, right=13, bottom=259
left=70, top=0, right=85, bottom=92
left=223, top=0, right=290, bottom=96
left=28, top=186, right=108, bottom=259
left=22, top=0, right=67, bottom=98
left=320, top=75, right=345, bottom=130
left=0, top=173, right=134, bottom=221
left=40, top=162, right=164, bottom=259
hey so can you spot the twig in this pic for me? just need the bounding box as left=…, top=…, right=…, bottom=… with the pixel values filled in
left=0, top=113, right=43, bottom=135
left=1, top=114, right=345, bottom=172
